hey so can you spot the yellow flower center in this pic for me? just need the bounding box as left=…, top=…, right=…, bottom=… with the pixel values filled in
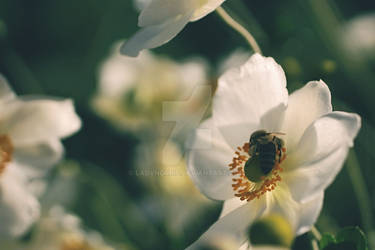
left=228, top=139, right=286, bottom=202
left=0, top=135, right=13, bottom=176
left=61, top=234, right=93, bottom=250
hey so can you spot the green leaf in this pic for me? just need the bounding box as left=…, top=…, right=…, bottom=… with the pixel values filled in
left=320, top=227, right=368, bottom=250
left=319, top=233, right=336, bottom=249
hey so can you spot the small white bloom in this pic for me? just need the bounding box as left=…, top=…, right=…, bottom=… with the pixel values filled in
left=3, top=206, right=117, bottom=250
left=121, top=0, right=226, bottom=56
left=186, top=54, right=361, bottom=248
left=0, top=76, right=81, bottom=238
left=341, top=13, right=375, bottom=60
left=92, top=43, right=210, bottom=136
left=135, top=140, right=213, bottom=238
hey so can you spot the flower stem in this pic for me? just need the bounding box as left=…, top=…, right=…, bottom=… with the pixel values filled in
left=311, top=226, right=322, bottom=241
left=346, top=150, right=374, bottom=235
left=311, top=239, right=320, bottom=250
left=216, top=6, right=262, bottom=54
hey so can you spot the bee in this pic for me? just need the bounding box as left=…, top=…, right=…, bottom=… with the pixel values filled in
left=244, top=130, right=285, bottom=182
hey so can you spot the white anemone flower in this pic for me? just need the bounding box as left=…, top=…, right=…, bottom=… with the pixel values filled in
left=0, top=76, right=81, bottom=238
left=20, top=206, right=115, bottom=250
left=341, top=13, right=375, bottom=60
left=186, top=54, right=361, bottom=248
left=92, top=43, right=210, bottom=135
left=121, top=0, right=226, bottom=56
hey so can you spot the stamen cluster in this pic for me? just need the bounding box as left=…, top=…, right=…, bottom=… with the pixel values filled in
left=0, top=135, right=13, bottom=176
left=228, top=142, right=285, bottom=201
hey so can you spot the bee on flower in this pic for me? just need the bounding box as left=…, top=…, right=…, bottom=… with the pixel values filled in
left=186, top=54, right=361, bottom=248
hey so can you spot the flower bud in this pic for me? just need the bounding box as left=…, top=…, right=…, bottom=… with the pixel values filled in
left=248, top=214, right=294, bottom=247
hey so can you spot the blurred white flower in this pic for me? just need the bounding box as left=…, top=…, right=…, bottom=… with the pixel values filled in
left=4, top=206, right=116, bottom=250
left=186, top=54, right=361, bottom=248
left=92, top=43, right=211, bottom=137
left=0, top=76, right=81, bottom=238
left=135, top=140, right=213, bottom=238
left=341, top=13, right=375, bottom=60
left=250, top=246, right=288, bottom=250
left=217, top=49, right=251, bottom=76
left=133, top=0, right=151, bottom=12
left=121, top=0, right=226, bottom=56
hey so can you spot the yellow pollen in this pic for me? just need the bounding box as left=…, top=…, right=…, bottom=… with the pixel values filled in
left=228, top=142, right=286, bottom=202
left=60, top=234, right=93, bottom=250
left=0, top=135, right=13, bottom=176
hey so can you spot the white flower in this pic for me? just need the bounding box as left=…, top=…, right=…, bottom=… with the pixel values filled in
left=92, top=43, right=210, bottom=135
left=341, top=13, right=375, bottom=60
left=186, top=54, right=361, bottom=248
left=135, top=140, right=213, bottom=238
left=0, top=76, right=81, bottom=238
left=121, top=0, right=226, bottom=56
left=2, top=206, right=117, bottom=250
left=217, top=49, right=252, bottom=76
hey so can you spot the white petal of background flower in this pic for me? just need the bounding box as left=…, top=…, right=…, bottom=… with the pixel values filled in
left=98, top=49, right=154, bottom=98
left=134, top=0, right=152, bottom=12
left=121, top=12, right=193, bottom=57
left=0, top=166, right=40, bottom=238
left=0, top=98, right=81, bottom=146
left=13, top=139, right=64, bottom=178
left=190, top=0, right=226, bottom=21
left=0, top=76, right=81, bottom=238
left=0, top=75, right=16, bottom=103
left=138, top=0, right=193, bottom=27
left=123, top=0, right=226, bottom=56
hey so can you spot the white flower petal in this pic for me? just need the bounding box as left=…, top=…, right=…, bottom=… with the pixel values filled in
left=251, top=246, right=289, bottom=250
left=220, top=197, right=247, bottom=219
left=259, top=103, right=287, bottom=133
left=281, top=80, right=332, bottom=153
left=295, top=191, right=324, bottom=235
left=213, top=54, right=288, bottom=127
left=0, top=98, right=81, bottom=146
left=190, top=0, right=226, bottom=22
left=186, top=118, right=235, bottom=200
left=138, top=0, right=193, bottom=27
left=121, top=12, right=192, bottom=57
left=0, top=169, right=40, bottom=238
left=187, top=199, right=267, bottom=249
left=284, top=146, right=348, bottom=203
left=284, top=111, right=361, bottom=202
left=265, top=184, right=299, bottom=232
left=264, top=186, right=322, bottom=235
left=13, top=139, right=64, bottom=177
left=240, top=242, right=250, bottom=250
left=134, top=0, right=152, bottom=12
left=0, top=75, right=16, bottom=103
left=215, top=122, right=259, bottom=151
